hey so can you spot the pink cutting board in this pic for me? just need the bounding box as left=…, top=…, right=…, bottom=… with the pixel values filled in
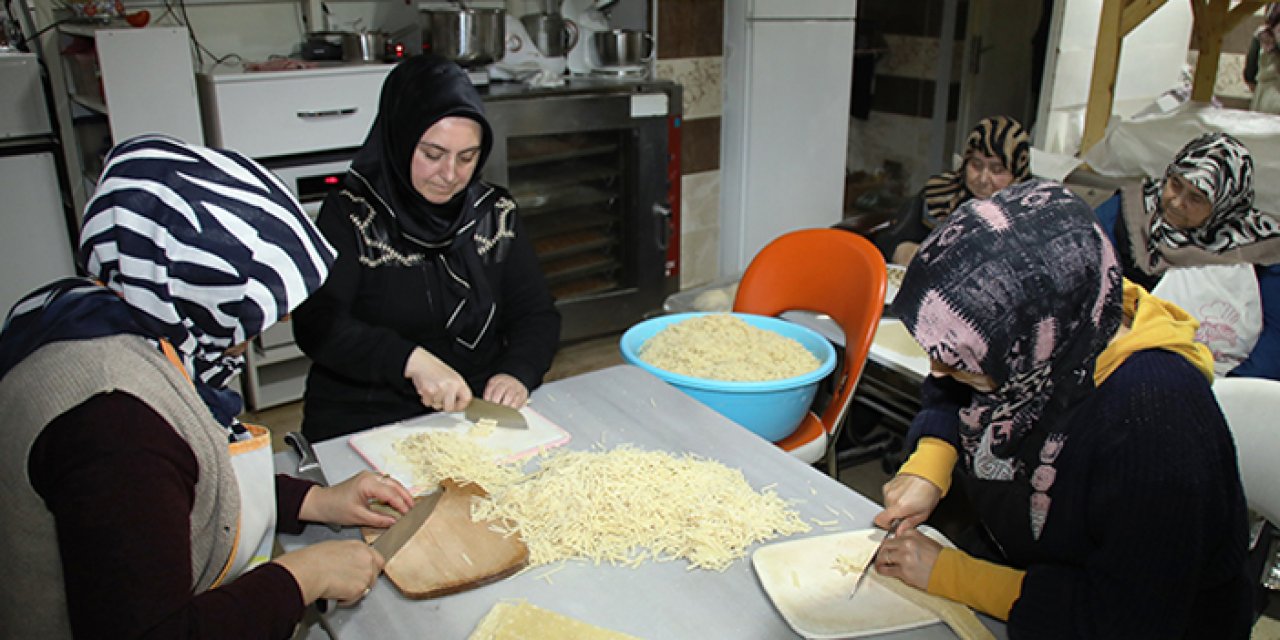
left=349, top=408, right=570, bottom=493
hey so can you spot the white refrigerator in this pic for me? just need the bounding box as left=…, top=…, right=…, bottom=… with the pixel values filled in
left=719, top=0, right=857, bottom=276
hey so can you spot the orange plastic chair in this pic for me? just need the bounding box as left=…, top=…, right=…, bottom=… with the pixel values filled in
left=733, top=228, right=887, bottom=476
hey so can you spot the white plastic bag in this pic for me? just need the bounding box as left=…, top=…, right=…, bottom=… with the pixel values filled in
left=1152, top=264, right=1262, bottom=376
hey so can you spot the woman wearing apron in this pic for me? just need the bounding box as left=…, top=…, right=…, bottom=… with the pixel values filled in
left=0, top=135, right=414, bottom=638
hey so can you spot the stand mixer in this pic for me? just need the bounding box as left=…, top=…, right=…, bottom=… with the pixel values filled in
left=560, top=0, right=616, bottom=75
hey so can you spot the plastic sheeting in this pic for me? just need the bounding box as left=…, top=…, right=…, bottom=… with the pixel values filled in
left=1081, top=103, right=1280, bottom=214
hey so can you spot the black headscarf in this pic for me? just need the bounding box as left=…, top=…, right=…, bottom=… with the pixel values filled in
left=346, top=54, right=499, bottom=349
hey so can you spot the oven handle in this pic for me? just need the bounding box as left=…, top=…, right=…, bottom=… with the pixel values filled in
left=653, top=202, right=672, bottom=250
left=296, top=107, right=358, bottom=119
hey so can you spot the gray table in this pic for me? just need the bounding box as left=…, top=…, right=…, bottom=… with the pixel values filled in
left=276, top=365, right=1004, bottom=639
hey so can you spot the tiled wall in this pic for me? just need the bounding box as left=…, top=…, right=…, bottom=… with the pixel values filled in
left=654, top=0, right=723, bottom=290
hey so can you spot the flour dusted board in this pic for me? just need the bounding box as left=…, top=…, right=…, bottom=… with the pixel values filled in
left=752, top=528, right=945, bottom=639
left=349, top=408, right=571, bottom=493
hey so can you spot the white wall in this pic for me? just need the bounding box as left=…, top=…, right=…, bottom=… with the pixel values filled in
left=1035, top=0, right=1193, bottom=155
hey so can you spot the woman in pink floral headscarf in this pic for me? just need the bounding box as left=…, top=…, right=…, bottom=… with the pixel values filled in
left=865, top=180, right=1253, bottom=637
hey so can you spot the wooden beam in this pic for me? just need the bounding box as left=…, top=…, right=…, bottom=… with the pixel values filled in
left=1122, top=0, right=1168, bottom=36
left=1227, top=1, right=1268, bottom=33
left=1081, top=0, right=1127, bottom=153
left=1191, top=0, right=1228, bottom=102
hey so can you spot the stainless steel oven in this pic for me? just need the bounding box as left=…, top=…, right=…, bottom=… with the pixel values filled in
left=482, top=79, right=682, bottom=342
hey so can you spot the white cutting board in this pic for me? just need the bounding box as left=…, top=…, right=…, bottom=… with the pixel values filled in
left=752, top=528, right=950, bottom=639
left=349, top=408, right=570, bottom=493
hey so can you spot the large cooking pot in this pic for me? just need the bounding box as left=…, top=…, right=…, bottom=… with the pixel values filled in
left=342, top=30, right=389, bottom=63
left=591, top=29, right=653, bottom=68
left=424, top=9, right=505, bottom=67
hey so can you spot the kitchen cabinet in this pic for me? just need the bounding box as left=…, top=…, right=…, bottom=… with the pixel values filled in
left=198, top=63, right=391, bottom=159
left=56, top=24, right=203, bottom=211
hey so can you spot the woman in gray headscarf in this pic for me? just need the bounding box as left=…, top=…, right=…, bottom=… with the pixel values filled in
left=0, top=135, right=414, bottom=638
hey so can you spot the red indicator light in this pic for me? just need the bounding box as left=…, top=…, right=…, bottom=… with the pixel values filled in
left=324, top=175, right=339, bottom=185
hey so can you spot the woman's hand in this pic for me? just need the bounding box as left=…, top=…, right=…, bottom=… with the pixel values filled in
left=273, top=540, right=385, bottom=606
left=404, top=347, right=471, bottom=412
left=873, top=527, right=943, bottom=591
left=875, top=473, right=943, bottom=532
left=483, top=373, right=529, bottom=408
left=300, top=470, right=415, bottom=529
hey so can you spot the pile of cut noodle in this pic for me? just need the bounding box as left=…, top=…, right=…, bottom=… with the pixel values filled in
left=637, top=313, right=820, bottom=381
left=392, top=431, right=809, bottom=572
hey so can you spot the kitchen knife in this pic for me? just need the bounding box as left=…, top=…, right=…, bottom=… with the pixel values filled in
left=849, top=517, right=903, bottom=598
left=284, top=431, right=341, bottom=532
left=370, top=488, right=445, bottom=561
left=464, top=398, right=529, bottom=429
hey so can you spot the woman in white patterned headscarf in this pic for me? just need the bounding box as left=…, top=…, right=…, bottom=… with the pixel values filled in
left=1095, top=132, right=1280, bottom=380
left=0, top=135, right=414, bottom=638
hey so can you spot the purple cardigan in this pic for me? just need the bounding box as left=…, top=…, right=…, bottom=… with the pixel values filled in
left=28, top=392, right=316, bottom=639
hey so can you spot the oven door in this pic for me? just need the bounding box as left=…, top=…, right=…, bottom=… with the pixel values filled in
left=483, top=87, right=679, bottom=342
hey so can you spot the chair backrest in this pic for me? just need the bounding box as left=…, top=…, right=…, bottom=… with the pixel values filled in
left=1212, top=377, right=1280, bottom=525
left=733, top=228, right=887, bottom=439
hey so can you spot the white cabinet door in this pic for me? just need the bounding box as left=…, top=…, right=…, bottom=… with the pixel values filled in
left=95, top=27, right=204, bottom=144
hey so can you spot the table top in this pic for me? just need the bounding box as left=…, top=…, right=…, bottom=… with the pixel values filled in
left=276, top=365, right=1000, bottom=639
left=782, top=312, right=929, bottom=382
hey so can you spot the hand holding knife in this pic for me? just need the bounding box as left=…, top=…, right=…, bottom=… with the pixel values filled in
left=849, top=517, right=903, bottom=598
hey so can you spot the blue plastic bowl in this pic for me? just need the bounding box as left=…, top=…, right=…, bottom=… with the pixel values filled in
left=619, top=312, right=836, bottom=442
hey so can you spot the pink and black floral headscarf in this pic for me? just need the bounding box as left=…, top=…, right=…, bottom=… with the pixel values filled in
left=891, top=179, right=1124, bottom=538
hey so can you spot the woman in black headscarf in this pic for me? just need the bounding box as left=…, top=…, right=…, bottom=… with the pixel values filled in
left=293, top=54, right=561, bottom=442
left=875, top=116, right=1032, bottom=265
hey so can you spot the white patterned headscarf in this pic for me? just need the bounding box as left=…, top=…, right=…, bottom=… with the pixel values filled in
left=1142, top=132, right=1280, bottom=263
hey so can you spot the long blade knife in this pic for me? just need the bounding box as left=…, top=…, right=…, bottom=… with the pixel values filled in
left=370, top=488, right=444, bottom=561
left=849, top=517, right=903, bottom=598
left=284, top=431, right=340, bottom=532
left=464, top=398, right=529, bottom=429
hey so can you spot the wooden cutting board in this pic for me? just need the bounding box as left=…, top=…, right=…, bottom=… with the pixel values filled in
left=364, top=479, right=529, bottom=598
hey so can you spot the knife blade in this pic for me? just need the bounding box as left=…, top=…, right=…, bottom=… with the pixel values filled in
left=370, top=488, right=444, bottom=561
left=284, top=431, right=340, bottom=532
left=464, top=398, right=529, bottom=429
left=849, top=517, right=903, bottom=598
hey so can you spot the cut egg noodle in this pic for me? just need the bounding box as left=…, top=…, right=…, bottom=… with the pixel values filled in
left=391, top=430, right=809, bottom=572
left=391, top=428, right=525, bottom=493
left=472, top=445, right=810, bottom=571
left=638, top=313, right=820, bottom=381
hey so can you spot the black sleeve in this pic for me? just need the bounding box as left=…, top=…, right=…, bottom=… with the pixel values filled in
left=872, top=194, right=932, bottom=261
left=1246, top=36, right=1261, bottom=86
left=28, top=392, right=304, bottom=639
left=292, top=192, right=419, bottom=387
left=492, top=208, right=561, bottom=391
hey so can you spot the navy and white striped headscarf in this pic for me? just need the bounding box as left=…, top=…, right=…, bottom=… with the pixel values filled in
left=0, top=135, right=335, bottom=434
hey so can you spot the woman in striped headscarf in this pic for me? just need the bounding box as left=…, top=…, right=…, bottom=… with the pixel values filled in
left=875, top=116, right=1032, bottom=265
left=1094, top=132, right=1280, bottom=380
left=0, top=135, right=415, bottom=638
